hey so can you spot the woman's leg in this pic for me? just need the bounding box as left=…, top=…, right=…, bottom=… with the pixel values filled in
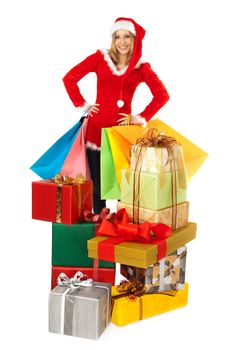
left=87, top=148, right=106, bottom=214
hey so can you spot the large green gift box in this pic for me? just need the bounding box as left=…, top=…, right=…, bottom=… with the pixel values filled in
left=52, top=222, right=115, bottom=268
left=121, top=169, right=187, bottom=211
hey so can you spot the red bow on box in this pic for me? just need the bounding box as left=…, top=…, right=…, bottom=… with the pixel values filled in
left=84, top=208, right=115, bottom=223
left=96, top=208, right=172, bottom=262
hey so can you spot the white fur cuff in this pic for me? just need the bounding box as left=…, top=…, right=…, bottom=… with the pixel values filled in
left=86, top=141, right=101, bottom=151
left=132, top=114, right=147, bottom=125
left=76, top=101, right=92, bottom=113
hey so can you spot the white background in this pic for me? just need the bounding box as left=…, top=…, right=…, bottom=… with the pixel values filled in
left=0, top=0, right=232, bottom=348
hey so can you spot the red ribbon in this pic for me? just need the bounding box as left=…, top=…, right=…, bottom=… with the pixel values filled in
left=96, top=208, right=172, bottom=262
left=83, top=207, right=115, bottom=223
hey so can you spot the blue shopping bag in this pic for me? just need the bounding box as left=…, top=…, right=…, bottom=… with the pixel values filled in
left=30, top=117, right=85, bottom=179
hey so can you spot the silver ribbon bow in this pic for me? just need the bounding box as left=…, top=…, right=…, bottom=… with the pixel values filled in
left=57, top=271, right=93, bottom=290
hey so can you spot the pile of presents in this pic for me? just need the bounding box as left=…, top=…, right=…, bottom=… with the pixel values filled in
left=31, top=121, right=207, bottom=340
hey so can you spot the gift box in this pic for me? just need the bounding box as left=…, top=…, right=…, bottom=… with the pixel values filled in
left=121, top=168, right=187, bottom=211
left=52, top=222, right=115, bottom=268
left=32, top=178, right=92, bottom=224
left=117, top=201, right=189, bottom=229
left=111, top=283, right=188, bottom=326
left=120, top=246, right=187, bottom=293
left=49, top=274, right=111, bottom=339
left=130, top=143, right=185, bottom=173
left=88, top=222, right=196, bottom=268
left=51, top=266, right=115, bottom=289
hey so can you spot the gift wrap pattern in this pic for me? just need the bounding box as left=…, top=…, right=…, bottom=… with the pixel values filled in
left=120, top=246, right=187, bottom=293
left=117, top=201, right=189, bottom=229
left=121, top=168, right=187, bottom=211
left=49, top=281, right=111, bottom=339
left=111, top=283, right=189, bottom=326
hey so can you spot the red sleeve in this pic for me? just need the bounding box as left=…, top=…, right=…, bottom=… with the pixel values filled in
left=63, top=51, right=101, bottom=107
left=140, top=63, right=169, bottom=120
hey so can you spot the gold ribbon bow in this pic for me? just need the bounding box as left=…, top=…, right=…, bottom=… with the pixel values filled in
left=116, top=278, right=147, bottom=297
left=54, top=174, right=86, bottom=185
left=136, top=128, right=178, bottom=149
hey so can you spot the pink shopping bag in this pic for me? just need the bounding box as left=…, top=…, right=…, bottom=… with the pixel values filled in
left=60, top=117, right=91, bottom=179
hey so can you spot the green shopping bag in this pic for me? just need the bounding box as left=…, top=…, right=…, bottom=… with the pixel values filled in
left=100, top=128, right=120, bottom=199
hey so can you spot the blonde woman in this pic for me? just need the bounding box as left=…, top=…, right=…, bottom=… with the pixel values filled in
left=63, top=17, right=169, bottom=213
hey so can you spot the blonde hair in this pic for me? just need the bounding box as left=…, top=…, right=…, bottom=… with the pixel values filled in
left=109, top=32, right=134, bottom=65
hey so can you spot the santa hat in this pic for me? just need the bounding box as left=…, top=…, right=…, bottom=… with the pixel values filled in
left=111, top=18, right=146, bottom=76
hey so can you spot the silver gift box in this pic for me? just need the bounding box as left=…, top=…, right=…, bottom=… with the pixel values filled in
left=49, top=281, right=111, bottom=339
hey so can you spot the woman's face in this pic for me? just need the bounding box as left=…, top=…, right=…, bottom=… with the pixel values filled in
left=113, top=30, right=134, bottom=55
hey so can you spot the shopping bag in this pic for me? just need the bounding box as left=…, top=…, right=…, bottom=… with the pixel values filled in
left=60, top=117, right=91, bottom=179
left=100, top=128, right=120, bottom=199
left=30, top=117, right=85, bottom=179
left=101, top=119, right=208, bottom=199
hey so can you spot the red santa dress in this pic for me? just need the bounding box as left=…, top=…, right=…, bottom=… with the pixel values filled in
left=63, top=18, right=169, bottom=150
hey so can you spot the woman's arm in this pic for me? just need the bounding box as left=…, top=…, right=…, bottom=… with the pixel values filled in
left=139, top=62, right=170, bottom=120
left=63, top=51, right=101, bottom=110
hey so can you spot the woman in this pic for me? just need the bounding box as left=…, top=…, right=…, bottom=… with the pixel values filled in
left=63, top=17, right=169, bottom=214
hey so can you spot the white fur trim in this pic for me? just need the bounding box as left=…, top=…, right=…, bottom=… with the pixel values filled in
left=132, top=114, right=147, bottom=125
left=86, top=141, right=101, bottom=151
left=111, top=20, right=136, bottom=36
left=76, top=101, right=92, bottom=113
left=100, top=49, right=128, bottom=76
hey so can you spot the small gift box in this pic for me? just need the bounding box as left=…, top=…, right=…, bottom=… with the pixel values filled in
left=121, top=168, right=187, bottom=211
left=51, top=266, right=115, bottom=289
left=49, top=272, right=111, bottom=339
left=120, top=246, right=187, bottom=293
left=32, top=175, right=92, bottom=224
left=130, top=142, right=185, bottom=173
left=52, top=222, right=115, bottom=268
left=111, top=281, right=189, bottom=326
left=117, top=201, right=189, bottom=229
left=87, top=209, right=196, bottom=268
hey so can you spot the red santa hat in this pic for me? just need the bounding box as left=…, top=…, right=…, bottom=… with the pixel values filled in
left=111, top=18, right=146, bottom=76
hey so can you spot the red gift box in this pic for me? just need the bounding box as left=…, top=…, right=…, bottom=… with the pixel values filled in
left=51, top=266, right=116, bottom=289
left=32, top=179, right=92, bottom=224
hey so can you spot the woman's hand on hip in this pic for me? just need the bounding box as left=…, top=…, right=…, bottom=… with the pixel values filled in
left=86, top=104, right=100, bottom=117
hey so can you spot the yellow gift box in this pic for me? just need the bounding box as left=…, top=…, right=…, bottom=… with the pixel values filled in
left=87, top=223, right=196, bottom=268
left=117, top=201, right=189, bottom=229
left=121, top=168, right=187, bottom=211
left=111, top=283, right=189, bottom=326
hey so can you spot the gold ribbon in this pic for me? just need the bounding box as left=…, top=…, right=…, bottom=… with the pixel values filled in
left=53, top=174, right=86, bottom=223
left=126, top=114, right=132, bottom=126
left=132, top=128, right=179, bottom=230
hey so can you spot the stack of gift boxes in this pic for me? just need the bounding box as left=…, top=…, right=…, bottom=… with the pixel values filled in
left=31, top=129, right=197, bottom=339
